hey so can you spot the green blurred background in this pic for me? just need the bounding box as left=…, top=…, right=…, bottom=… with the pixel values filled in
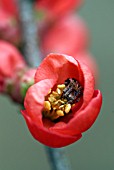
left=0, top=0, right=114, bottom=169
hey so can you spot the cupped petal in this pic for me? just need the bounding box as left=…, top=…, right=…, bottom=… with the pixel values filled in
left=24, top=79, right=56, bottom=126
left=35, top=53, right=84, bottom=85
left=52, top=90, right=102, bottom=136
left=22, top=110, right=82, bottom=148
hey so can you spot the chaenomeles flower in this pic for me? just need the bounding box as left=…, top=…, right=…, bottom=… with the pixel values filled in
left=0, top=0, right=18, bottom=17
left=39, top=14, right=98, bottom=79
left=0, top=40, right=36, bottom=101
left=40, top=14, right=89, bottom=57
left=0, top=9, right=21, bottom=45
left=0, top=40, right=26, bottom=92
left=35, top=0, right=83, bottom=20
left=21, top=53, right=102, bottom=148
left=39, top=14, right=99, bottom=79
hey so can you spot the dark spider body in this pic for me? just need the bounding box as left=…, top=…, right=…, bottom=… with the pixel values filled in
left=62, top=78, right=83, bottom=104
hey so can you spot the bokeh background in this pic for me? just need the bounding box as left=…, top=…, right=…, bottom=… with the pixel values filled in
left=0, top=0, right=114, bottom=169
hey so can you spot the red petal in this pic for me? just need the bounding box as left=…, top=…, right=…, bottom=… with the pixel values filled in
left=24, top=79, right=56, bottom=126
left=35, top=0, right=83, bottom=19
left=0, top=0, right=18, bottom=16
left=40, top=14, right=88, bottom=57
left=35, top=53, right=83, bottom=85
left=52, top=90, right=102, bottom=135
left=22, top=110, right=82, bottom=148
left=78, top=60, right=95, bottom=109
left=0, top=41, right=26, bottom=77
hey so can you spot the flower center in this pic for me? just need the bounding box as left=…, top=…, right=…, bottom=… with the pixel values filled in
left=42, top=78, right=83, bottom=121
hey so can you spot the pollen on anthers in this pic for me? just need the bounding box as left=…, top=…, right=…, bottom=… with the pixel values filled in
left=42, top=78, right=83, bottom=121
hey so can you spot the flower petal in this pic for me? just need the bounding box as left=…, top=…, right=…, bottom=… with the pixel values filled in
left=0, top=0, right=18, bottom=16
left=35, top=0, right=83, bottom=19
left=40, top=14, right=88, bottom=56
left=79, top=60, right=95, bottom=109
left=24, top=79, right=56, bottom=126
left=35, top=53, right=83, bottom=85
left=22, top=110, right=82, bottom=148
left=0, top=40, right=25, bottom=77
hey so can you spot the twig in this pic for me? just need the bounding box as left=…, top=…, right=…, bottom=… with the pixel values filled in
left=18, top=0, right=41, bottom=67
left=46, top=147, right=71, bottom=170
left=17, top=0, right=71, bottom=170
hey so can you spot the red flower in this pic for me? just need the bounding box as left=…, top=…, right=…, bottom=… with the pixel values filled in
left=40, top=14, right=89, bottom=57
left=0, top=0, right=18, bottom=16
left=40, top=14, right=98, bottom=78
left=0, top=41, right=26, bottom=92
left=35, top=0, right=83, bottom=19
left=22, top=53, right=102, bottom=148
left=0, top=9, right=21, bottom=45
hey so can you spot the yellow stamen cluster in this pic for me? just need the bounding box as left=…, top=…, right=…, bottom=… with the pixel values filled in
left=42, top=84, right=73, bottom=121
